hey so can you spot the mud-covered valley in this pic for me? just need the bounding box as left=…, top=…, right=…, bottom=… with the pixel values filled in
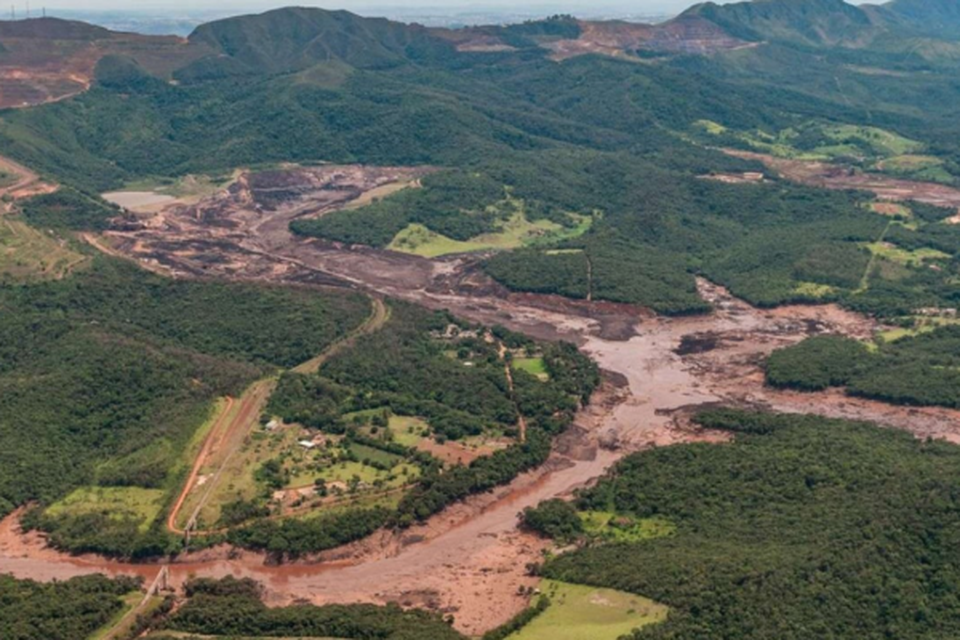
left=3, top=166, right=960, bottom=635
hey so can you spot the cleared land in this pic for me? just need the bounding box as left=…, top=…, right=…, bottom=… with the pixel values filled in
left=387, top=209, right=592, bottom=258
left=507, top=580, right=667, bottom=640
left=0, top=216, right=86, bottom=282
left=46, top=487, right=166, bottom=534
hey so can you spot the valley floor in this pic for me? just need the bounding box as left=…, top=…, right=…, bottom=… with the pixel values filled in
left=4, top=204, right=960, bottom=633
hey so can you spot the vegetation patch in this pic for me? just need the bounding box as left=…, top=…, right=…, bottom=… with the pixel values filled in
left=0, top=216, right=86, bottom=283
left=863, top=241, right=950, bottom=266
left=513, top=357, right=549, bottom=380
left=767, top=326, right=960, bottom=408
left=506, top=580, right=666, bottom=640
left=0, top=573, right=142, bottom=640
left=160, top=577, right=464, bottom=640
left=387, top=208, right=592, bottom=258
left=46, top=486, right=166, bottom=534
left=546, top=409, right=960, bottom=639
left=579, top=511, right=676, bottom=543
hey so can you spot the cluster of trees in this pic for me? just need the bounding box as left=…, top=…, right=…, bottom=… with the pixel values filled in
left=160, top=576, right=464, bottom=640
left=519, top=498, right=583, bottom=542
left=545, top=409, right=960, bottom=638
left=292, top=170, right=517, bottom=246
left=0, top=258, right=369, bottom=556
left=394, top=428, right=553, bottom=526
left=316, top=304, right=518, bottom=440
left=226, top=507, right=391, bottom=559
left=766, top=327, right=960, bottom=408
left=20, top=187, right=121, bottom=230
left=0, top=573, right=141, bottom=640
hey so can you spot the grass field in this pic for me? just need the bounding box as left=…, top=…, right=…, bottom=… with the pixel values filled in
left=47, top=487, right=166, bottom=533
left=117, top=172, right=238, bottom=200
left=0, top=216, right=86, bottom=282
left=513, top=357, right=549, bottom=380
left=388, top=209, right=592, bottom=258
left=508, top=580, right=667, bottom=640
left=388, top=416, right=430, bottom=447
left=348, top=443, right=403, bottom=467
left=697, top=119, right=927, bottom=163
left=864, top=241, right=950, bottom=266
left=580, top=511, right=676, bottom=543
left=876, top=155, right=954, bottom=183
left=879, top=317, right=960, bottom=343
left=792, top=282, right=839, bottom=299
left=867, top=201, right=912, bottom=218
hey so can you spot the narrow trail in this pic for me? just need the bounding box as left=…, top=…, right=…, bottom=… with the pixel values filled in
left=293, top=297, right=389, bottom=374
left=858, top=220, right=893, bottom=292
left=499, top=341, right=527, bottom=443
left=585, top=252, right=593, bottom=302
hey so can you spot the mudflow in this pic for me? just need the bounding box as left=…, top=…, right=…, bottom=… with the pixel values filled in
left=3, top=164, right=959, bottom=636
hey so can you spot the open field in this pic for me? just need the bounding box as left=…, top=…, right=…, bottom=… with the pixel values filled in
left=387, top=210, right=592, bottom=258
left=0, top=216, right=86, bottom=282
left=867, top=201, right=912, bottom=218
left=513, top=357, right=549, bottom=380
left=387, top=416, right=430, bottom=447
left=864, top=241, right=950, bottom=266
left=507, top=580, right=667, bottom=640
left=580, top=511, right=676, bottom=543
left=700, top=120, right=925, bottom=162
left=46, top=487, right=165, bottom=534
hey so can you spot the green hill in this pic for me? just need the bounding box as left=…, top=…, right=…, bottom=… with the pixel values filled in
left=178, top=7, right=453, bottom=81
left=879, top=0, right=960, bottom=38
left=685, top=0, right=879, bottom=47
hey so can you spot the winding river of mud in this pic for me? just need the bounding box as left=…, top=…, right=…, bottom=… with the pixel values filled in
left=4, top=170, right=960, bottom=635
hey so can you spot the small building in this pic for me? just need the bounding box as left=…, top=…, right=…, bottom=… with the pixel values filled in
left=298, top=440, right=319, bottom=450
left=265, top=419, right=280, bottom=431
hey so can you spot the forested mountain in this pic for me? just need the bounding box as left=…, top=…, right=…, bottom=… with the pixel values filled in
left=181, top=7, right=452, bottom=79
left=878, top=0, right=960, bottom=38
left=685, top=0, right=879, bottom=47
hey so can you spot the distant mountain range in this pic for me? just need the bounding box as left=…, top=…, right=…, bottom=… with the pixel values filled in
left=1, top=0, right=960, bottom=110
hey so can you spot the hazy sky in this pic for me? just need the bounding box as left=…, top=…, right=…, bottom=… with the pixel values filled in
left=43, top=0, right=702, bottom=14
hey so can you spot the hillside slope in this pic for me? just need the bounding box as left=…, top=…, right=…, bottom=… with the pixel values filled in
left=180, top=7, right=453, bottom=80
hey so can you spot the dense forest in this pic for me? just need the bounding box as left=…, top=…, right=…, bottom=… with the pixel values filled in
left=155, top=576, right=464, bottom=640
left=542, top=409, right=960, bottom=639
left=1, top=257, right=369, bottom=554
left=0, top=573, right=141, bottom=640
left=766, top=327, right=960, bottom=408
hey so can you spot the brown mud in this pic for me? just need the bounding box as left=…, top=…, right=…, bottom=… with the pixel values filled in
left=4, top=164, right=960, bottom=636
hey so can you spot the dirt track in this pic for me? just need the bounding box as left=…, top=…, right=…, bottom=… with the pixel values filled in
left=0, top=154, right=55, bottom=208
left=5, top=164, right=960, bottom=635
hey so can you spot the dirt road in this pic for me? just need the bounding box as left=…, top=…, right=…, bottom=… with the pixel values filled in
left=293, top=297, right=389, bottom=374
left=0, top=154, right=54, bottom=209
